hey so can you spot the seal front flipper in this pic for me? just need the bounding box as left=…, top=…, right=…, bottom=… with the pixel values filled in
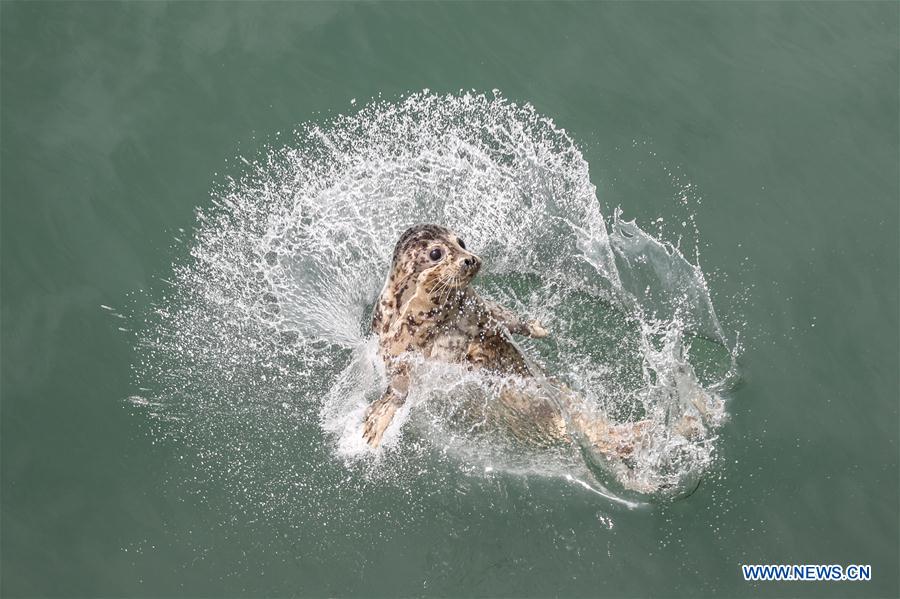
left=362, top=370, right=410, bottom=448
left=362, top=389, right=404, bottom=447
left=483, top=299, right=549, bottom=338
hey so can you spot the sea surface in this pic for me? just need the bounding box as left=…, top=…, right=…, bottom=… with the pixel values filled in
left=2, top=2, right=898, bottom=597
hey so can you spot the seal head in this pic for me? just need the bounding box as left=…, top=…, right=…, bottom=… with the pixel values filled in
left=372, top=224, right=481, bottom=336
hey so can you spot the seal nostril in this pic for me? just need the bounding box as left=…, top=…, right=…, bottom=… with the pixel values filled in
left=464, top=257, right=474, bottom=267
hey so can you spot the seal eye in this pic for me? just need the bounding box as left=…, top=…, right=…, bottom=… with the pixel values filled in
left=429, top=248, right=443, bottom=261
left=458, top=239, right=466, bottom=250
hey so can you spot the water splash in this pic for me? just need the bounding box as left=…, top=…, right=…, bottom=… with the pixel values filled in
left=131, top=91, right=737, bottom=516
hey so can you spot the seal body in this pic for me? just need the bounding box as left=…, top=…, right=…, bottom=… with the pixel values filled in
left=362, top=224, right=647, bottom=458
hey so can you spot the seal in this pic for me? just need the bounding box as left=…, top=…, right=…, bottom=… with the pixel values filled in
left=362, top=224, right=659, bottom=461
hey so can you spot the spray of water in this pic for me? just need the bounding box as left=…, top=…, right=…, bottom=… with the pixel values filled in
left=130, top=91, right=737, bottom=516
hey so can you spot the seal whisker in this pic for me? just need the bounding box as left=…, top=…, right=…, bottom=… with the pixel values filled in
left=432, top=276, right=451, bottom=304
left=445, top=273, right=460, bottom=305
left=442, top=274, right=456, bottom=304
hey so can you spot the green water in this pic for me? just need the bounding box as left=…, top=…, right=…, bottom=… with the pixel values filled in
left=2, top=2, right=898, bottom=597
